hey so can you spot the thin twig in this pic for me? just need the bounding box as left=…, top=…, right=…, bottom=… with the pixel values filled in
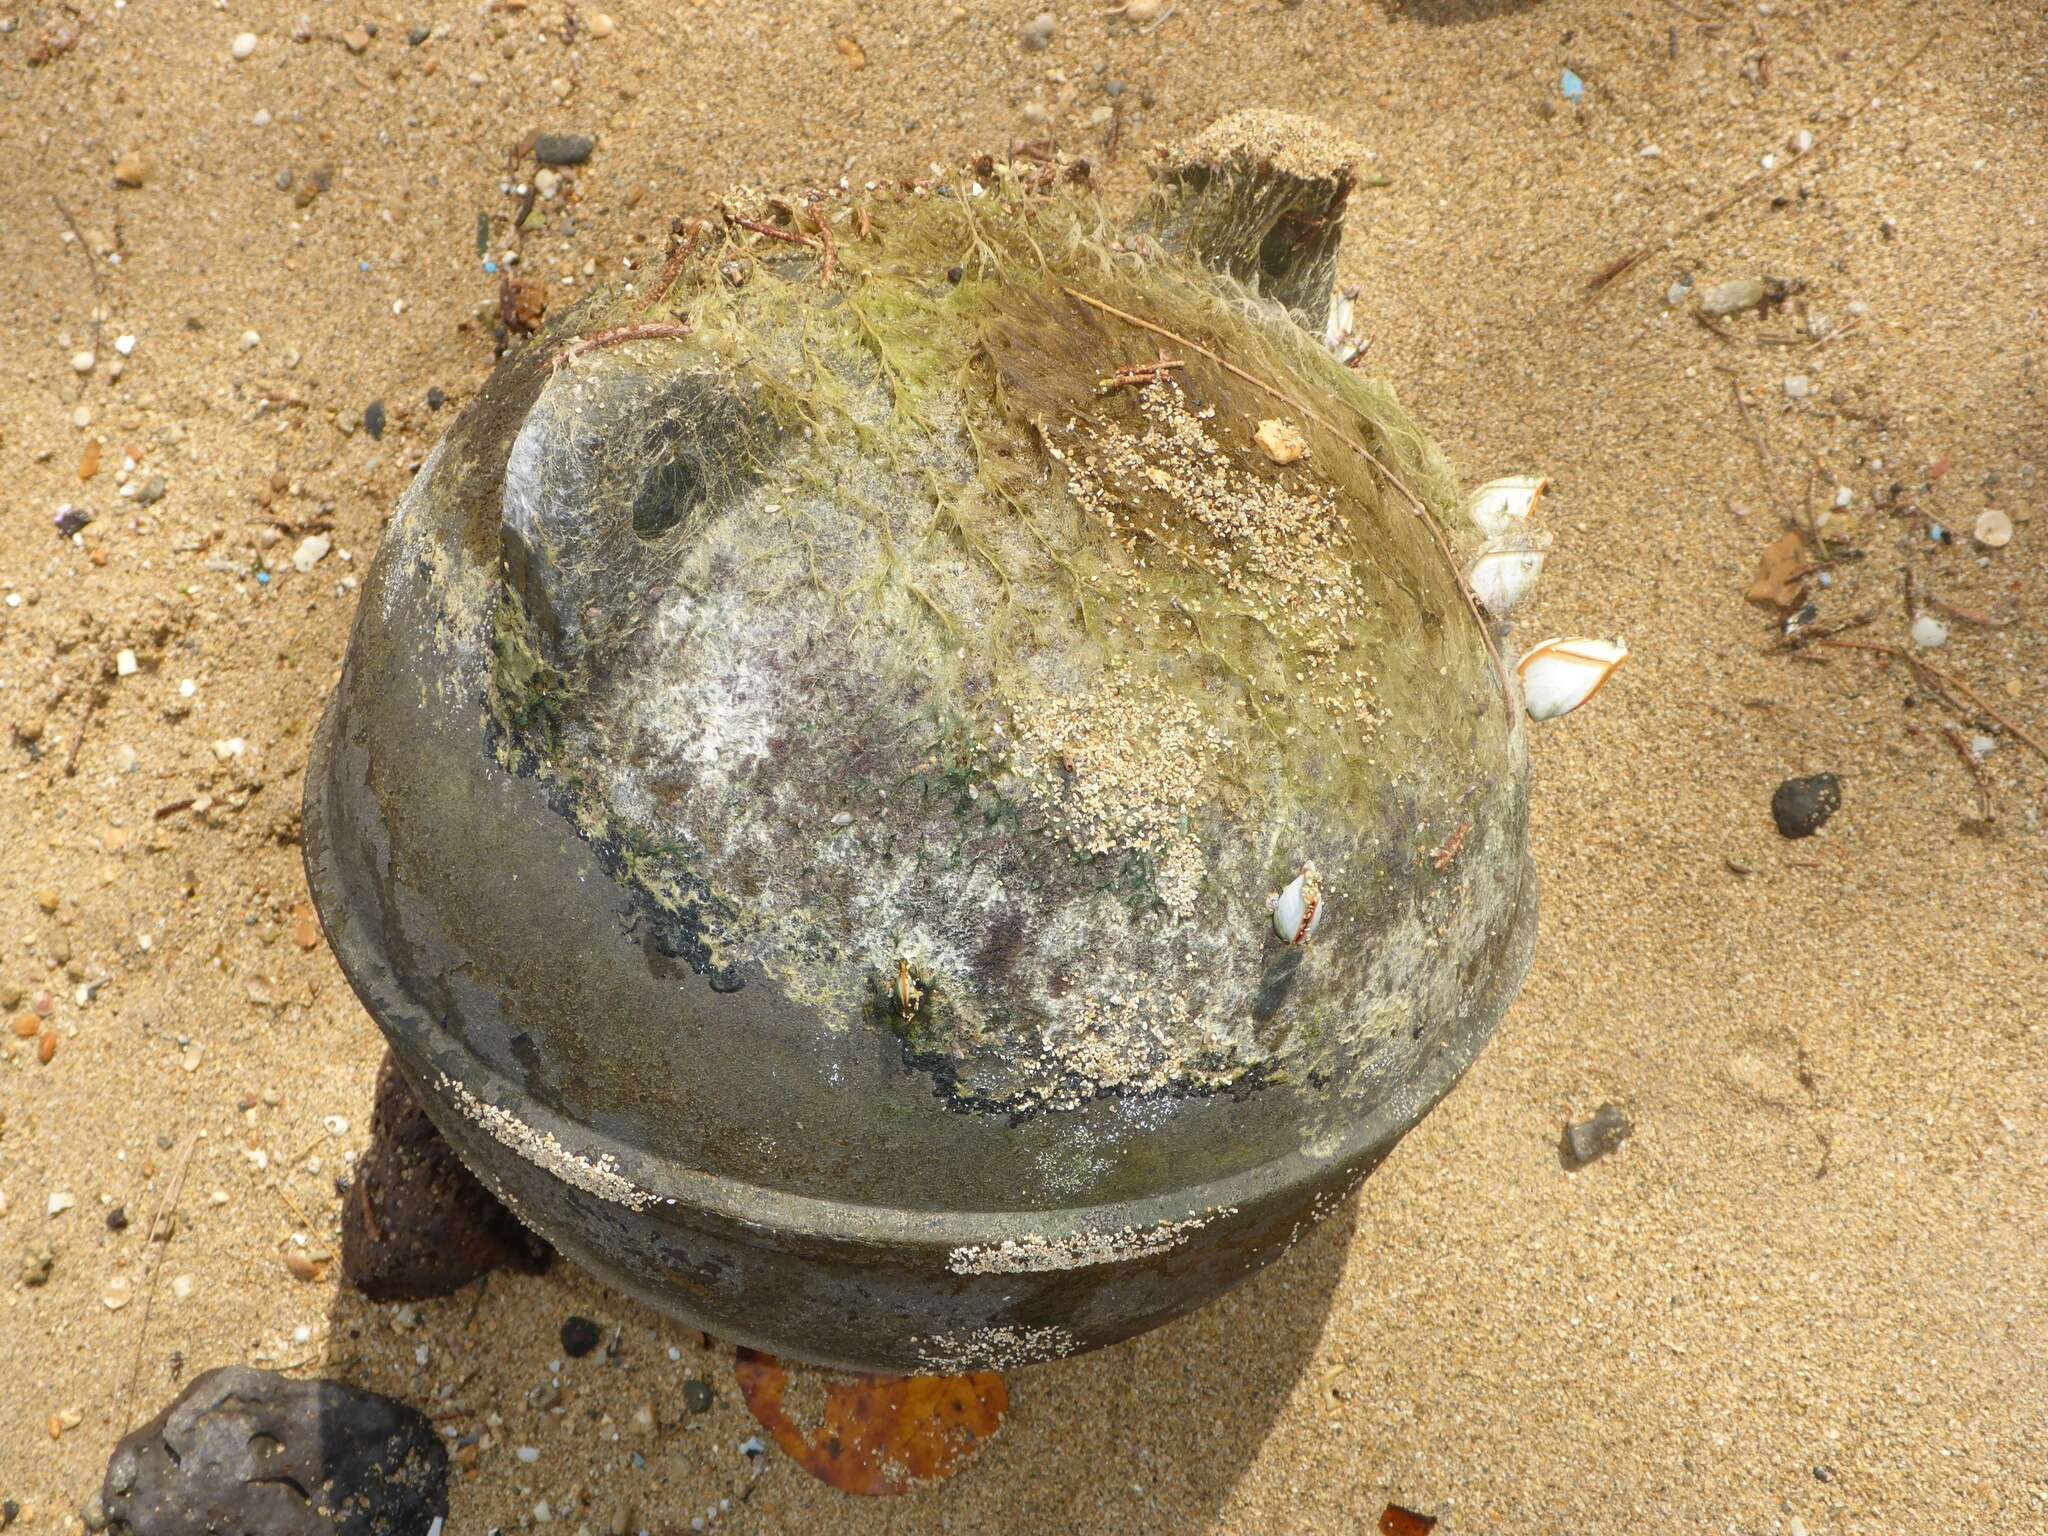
left=725, top=212, right=822, bottom=253
left=1056, top=284, right=1514, bottom=709
left=116, top=1133, right=202, bottom=1432
left=1765, top=607, right=1873, bottom=654
left=630, top=218, right=710, bottom=317
left=549, top=321, right=693, bottom=369
left=1940, top=725, right=1996, bottom=822
left=63, top=690, right=101, bottom=777
left=1815, top=638, right=2048, bottom=766
left=51, top=195, right=106, bottom=362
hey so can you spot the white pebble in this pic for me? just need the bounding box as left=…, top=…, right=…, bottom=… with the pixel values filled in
left=240, top=329, right=261, bottom=351
left=231, top=31, right=257, bottom=60
left=1910, top=614, right=1949, bottom=650
left=117, top=649, right=139, bottom=676
left=70, top=349, right=96, bottom=374
left=517, top=1445, right=541, bottom=1463
left=1833, top=486, right=1853, bottom=508
left=324, top=1114, right=350, bottom=1136
left=251, top=108, right=271, bottom=127
left=1792, top=129, right=1814, bottom=154
left=588, top=12, right=615, bottom=36
left=1846, top=299, right=1870, bottom=318
left=292, top=534, right=331, bottom=573
left=1783, top=375, right=1811, bottom=399
left=114, top=334, right=136, bottom=356
left=48, top=1191, right=77, bottom=1216
left=178, top=678, right=197, bottom=698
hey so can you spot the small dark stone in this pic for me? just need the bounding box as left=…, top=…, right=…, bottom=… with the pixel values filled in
left=106, top=1205, right=129, bottom=1232
left=681, top=1378, right=714, bottom=1414
left=407, top=25, right=429, bottom=45
left=55, top=507, right=94, bottom=538
left=2, top=1498, right=18, bottom=1525
left=425, top=386, right=446, bottom=411
left=1771, top=773, right=1841, bottom=839
left=363, top=401, right=386, bottom=440
left=341, top=1051, right=551, bottom=1302
left=946, top=265, right=964, bottom=284
left=1813, top=1466, right=1836, bottom=1483
left=534, top=133, right=596, bottom=167
left=275, top=168, right=293, bottom=191
left=1561, top=1102, right=1631, bottom=1168
left=560, top=1316, right=601, bottom=1358
left=100, top=1365, right=447, bottom=1535
left=80, top=1496, right=108, bottom=1532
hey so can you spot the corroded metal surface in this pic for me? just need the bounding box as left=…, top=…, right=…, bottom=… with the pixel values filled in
left=304, top=119, right=1538, bottom=1371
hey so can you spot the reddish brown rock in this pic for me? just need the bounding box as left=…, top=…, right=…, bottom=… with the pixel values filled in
left=341, top=1052, right=550, bottom=1300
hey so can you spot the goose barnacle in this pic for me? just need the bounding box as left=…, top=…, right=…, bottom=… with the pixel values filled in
left=1466, top=530, right=1553, bottom=617
left=1467, top=475, right=1549, bottom=538
left=1272, top=865, right=1325, bottom=946
left=1516, top=637, right=1628, bottom=721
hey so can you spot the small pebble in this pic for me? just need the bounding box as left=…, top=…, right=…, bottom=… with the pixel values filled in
left=364, top=400, right=387, bottom=439
left=114, top=334, right=136, bottom=356
left=1698, top=277, right=1768, bottom=317
left=1020, top=11, right=1055, bottom=50
left=292, top=534, right=331, bottom=573
left=48, top=1191, right=77, bottom=1217
left=1771, top=773, right=1841, bottom=839
left=588, top=12, right=616, bottom=37
left=682, top=1378, right=714, bottom=1414
left=1910, top=614, right=1949, bottom=649
left=534, top=133, right=596, bottom=166
left=1783, top=374, right=1811, bottom=400
left=230, top=31, right=258, bottom=60
left=106, top=1205, right=129, bottom=1231
left=116, top=649, right=139, bottom=677
left=560, top=1316, right=602, bottom=1358
left=1561, top=1103, right=1630, bottom=1168
left=71, top=350, right=96, bottom=374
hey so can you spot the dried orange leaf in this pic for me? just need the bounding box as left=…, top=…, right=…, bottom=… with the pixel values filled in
left=1744, top=530, right=1809, bottom=610
left=1380, top=1504, right=1439, bottom=1536
left=733, top=1346, right=1007, bottom=1496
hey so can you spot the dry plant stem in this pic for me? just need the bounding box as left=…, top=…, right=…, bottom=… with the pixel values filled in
left=116, top=1132, right=202, bottom=1432
left=550, top=322, right=694, bottom=369
left=51, top=195, right=106, bottom=363
left=1586, top=27, right=1940, bottom=293
left=1766, top=607, right=1873, bottom=654
left=1815, top=638, right=2048, bottom=767
left=1056, top=283, right=1514, bottom=710
left=726, top=212, right=823, bottom=253
left=63, top=690, right=100, bottom=777
left=1940, top=725, right=1996, bottom=822
left=631, top=219, right=710, bottom=316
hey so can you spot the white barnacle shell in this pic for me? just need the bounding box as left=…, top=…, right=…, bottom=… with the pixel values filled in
left=1466, top=529, right=1553, bottom=616
left=1516, top=636, right=1628, bottom=722
left=1467, top=475, right=1549, bottom=539
left=1271, top=865, right=1325, bottom=946
left=1323, top=287, right=1366, bottom=364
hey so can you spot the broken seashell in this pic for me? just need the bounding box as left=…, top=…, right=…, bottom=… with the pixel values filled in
left=1272, top=866, right=1324, bottom=946
left=1516, top=637, right=1628, bottom=721
left=1467, top=475, right=1549, bottom=539
left=1466, top=530, right=1553, bottom=616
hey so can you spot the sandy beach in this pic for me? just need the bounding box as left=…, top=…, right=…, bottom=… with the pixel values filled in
left=2, top=0, right=2044, bottom=1530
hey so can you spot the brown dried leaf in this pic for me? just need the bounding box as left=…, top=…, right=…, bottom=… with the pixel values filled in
left=733, top=1346, right=1007, bottom=1496
left=835, top=34, right=867, bottom=68
left=1380, top=1505, right=1439, bottom=1536
left=1745, top=531, right=1809, bottom=610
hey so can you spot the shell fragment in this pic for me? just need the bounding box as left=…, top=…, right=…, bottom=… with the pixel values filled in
left=1516, top=637, right=1628, bottom=722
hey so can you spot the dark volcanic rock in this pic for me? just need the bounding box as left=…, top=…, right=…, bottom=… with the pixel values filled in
left=342, top=1052, right=551, bottom=1301
left=1771, top=773, right=1841, bottom=839
left=101, top=1366, right=447, bottom=1535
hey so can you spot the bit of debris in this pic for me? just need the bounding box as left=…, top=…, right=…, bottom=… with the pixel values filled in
left=1771, top=774, right=1840, bottom=839
left=1253, top=417, right=1309, bottom=465
left=1561, top=1104, right=1631, bottom=1169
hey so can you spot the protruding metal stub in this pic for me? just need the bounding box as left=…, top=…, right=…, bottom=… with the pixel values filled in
left=1135, top=109, right=1367, bottom=336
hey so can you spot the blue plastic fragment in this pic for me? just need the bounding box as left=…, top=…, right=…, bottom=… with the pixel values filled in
left=257, top=569, right=271, bottom=584
left=1561, top=68, right=1585, bottom=102
left=1929, top=525, right=1945, bottom=542
left=484, top=260, right=500, bottom=275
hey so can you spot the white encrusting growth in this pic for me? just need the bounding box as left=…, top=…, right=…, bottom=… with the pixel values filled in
left=946, top=1208, right=1231, bottom=1274
left=438, top=1073, right=669, bottom=1210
